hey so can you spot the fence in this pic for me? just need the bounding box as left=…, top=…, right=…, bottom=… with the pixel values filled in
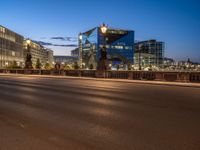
left=0, top=69, right=200, bottom=83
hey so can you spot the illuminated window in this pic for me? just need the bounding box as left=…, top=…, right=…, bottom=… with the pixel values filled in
left=12, top=51, right=16, bottom=56
left=115, top=45, right=123, bottom=49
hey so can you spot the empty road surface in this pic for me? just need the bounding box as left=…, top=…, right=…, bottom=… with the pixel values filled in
left=0, top=75, right=200, bottom=150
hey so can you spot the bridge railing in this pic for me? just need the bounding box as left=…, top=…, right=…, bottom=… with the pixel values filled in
left=0, top=69, right=199, bottom=83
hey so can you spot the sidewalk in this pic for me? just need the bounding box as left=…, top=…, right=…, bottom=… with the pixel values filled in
left=0, top=73, right=200, bottom=88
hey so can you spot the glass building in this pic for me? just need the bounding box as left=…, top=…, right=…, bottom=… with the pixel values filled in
left=134, top=40, right=164, bottom=68
left=79, top=26, right=134, bottom=70
left=0, top=25, right=24, bottom=68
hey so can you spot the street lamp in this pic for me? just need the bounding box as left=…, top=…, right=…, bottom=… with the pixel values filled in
left=0, top=36, right=2, bottom=68
left=100, top=23, right=108, bottom=34
left=79, top=33, right=83, bottom=69
left=26, top=39, right=31, bottom=45
left=26, top=39, right=31, bottom=54
left=98, top=23, right=108, bottom=71
left=25, top=39, right=33, bottom=69
left=79, top=34, right=82, bottom=40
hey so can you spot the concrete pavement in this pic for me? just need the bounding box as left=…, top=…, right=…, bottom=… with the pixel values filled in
left=0, top=75, right=200, bottom=150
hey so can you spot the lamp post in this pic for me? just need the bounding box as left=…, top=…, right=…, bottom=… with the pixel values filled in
left=25, top=39, right=33, bottom=69
left=0, top=27, right=5, bottom=68
left=0, top=37, right=2, bottom=68
left=98, top=23, right=108, bottom=71
left=79, top=33, right=83, bottom=69
left=101, top=23, right=108, bottom=34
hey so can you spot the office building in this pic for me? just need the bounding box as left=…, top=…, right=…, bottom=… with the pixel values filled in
left=79, top=26, right=134, bottom=69
left=0, top=25, right=24, bottom=68
left=46, top=49, right=54, bottom=64
left=134, top=40, right=164, bottom=68
left=163, top=57, right=175, bottom=67
left=24, top=39, right=54, bottom=68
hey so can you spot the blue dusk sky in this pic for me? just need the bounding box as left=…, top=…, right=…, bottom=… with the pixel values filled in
left=0, top=0, right=200, bottom=62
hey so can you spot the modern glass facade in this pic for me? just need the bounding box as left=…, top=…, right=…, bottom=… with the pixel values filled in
left=134, top=40, right=164, bottom=67
left=79, top=27, right=134, bottom=69
left=0, top=25, right=24, bottom=68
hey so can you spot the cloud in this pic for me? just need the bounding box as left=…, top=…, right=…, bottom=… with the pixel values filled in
left=53, top=44, right=77, bottom=47
left=51, top=37, right=66, bottom=41
left=50, top=37, right=78, bottom=42
left=34, top=41, right=52, bottom=46
left=34, top=40, right=78, bottom=47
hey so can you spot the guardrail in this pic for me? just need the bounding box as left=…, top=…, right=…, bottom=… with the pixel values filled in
left=0, top=69, right=200, bottom=83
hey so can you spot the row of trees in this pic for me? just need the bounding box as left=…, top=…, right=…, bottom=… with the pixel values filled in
left=6, top=59, right=52, bottom=70
left=6, top=59, right=81, bottom=70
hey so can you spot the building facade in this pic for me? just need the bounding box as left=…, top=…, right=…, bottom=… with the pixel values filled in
left=0, top=25, right=24, bottom=68
left=46, top=49, right=54, bottom=65
left=54, top=56, right=78, bottom=64
left=71, top=48, right=79, bottom=58
left=79, top=26, right=134, bottom=69
left=24, top=39, right=54, bottom=68
left=163, top=57, right=175, bottom=67
left=134, top=40, right=164, bottom=68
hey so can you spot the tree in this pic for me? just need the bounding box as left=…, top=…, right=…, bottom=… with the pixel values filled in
left=128, top=64, right=132, bottom=70
left=25, top=53, right=33, bottom=69
left=117, top=65, right=120, bottom=70
left=64, top=64, right=72, bottom=70
left=73, top=62, right=79, bottom=70
left=35, top=58, right=42, bottom=69
left=44, top=63, right=51, bottom=70
left=89, top=64, right=94, bottom=70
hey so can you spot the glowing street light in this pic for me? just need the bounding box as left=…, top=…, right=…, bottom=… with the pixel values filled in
left=100, top=23, right=108, bottom=34
left=25, top=39, right=33, bottom=69
left=97, top=23, right=108, bottom=72
left=79, top=33, right=83, bottom=40
left=26, top=39, right=31, bottom=45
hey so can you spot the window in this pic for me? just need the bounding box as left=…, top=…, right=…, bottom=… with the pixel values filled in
left=12, top=51, right=16, bottom=56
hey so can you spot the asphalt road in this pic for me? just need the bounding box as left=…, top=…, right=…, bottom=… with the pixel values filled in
left=0, top=76, right=200, bottom=150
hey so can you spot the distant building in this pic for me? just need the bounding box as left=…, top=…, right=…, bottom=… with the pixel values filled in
left=0, top=25, right=24, bottom=68
left=177, top=59, right=200, bottom=67
left=134, top=40, right=164, bottom=67
left=71, top=48, right=79, bottom=57
left=54, top=56, right=78, bottom=64
left=79, top=26, right=134, bottom=69
left=24, top=39, right=54, bottom=68
left=46, top=49, right=54, bottom=64
left=163, top=57, right=175, bottom=66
